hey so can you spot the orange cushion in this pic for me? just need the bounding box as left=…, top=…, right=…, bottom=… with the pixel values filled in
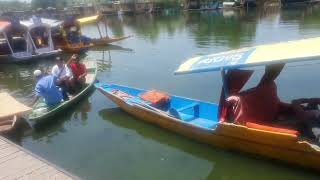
left=139, top=90, right=170, bottom=106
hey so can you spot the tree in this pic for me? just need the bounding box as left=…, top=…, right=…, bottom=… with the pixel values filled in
left=31, top=0, right=68, bottom=9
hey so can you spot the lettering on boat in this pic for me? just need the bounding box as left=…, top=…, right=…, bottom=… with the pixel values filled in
left=194, top=48, right=256, bottom=70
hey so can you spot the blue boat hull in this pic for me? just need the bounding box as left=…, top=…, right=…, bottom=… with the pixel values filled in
left=95, top=82, right=320, bottom=171
left=95, top=83, right=220, bottom=130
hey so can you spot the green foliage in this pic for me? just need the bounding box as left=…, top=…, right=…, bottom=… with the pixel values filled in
left=0, top=0, right=30, bottom=11
left=154, top=0, right=184, bottom=9
left=31, top=0, right=68, bottom=9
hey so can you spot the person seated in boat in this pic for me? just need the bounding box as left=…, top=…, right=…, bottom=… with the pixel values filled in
left=52, top=57, right=72, bottom=101
left=30, top=69, right=63, bottom=107
left=67, top=27, right=80, bottom=45
left=289, top=98, right=320, bottom=142
left=68, top=54, right=87, bottom=92
left=224, top=64, right=288, bottom=125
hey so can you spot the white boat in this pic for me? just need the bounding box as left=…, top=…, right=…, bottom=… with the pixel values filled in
left=20, top=17, right=61, bottom=58
left=0, top=17, right=61, bottom=63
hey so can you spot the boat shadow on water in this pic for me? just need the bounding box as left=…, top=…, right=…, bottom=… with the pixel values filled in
left=98, top=107, right=320, bottom=178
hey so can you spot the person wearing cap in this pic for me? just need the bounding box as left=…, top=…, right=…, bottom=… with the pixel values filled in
left=30, top=70, right=63, bottom=107
left=52, top=56, right=71, bottom=100
left=68, top=54, right=87, bottom=92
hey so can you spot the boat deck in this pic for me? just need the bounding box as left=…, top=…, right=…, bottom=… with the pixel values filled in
left=0, top=136, right=77, bottom=180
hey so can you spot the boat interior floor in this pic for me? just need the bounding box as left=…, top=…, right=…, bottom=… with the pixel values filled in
left=102, top=85, right=219, bottom=130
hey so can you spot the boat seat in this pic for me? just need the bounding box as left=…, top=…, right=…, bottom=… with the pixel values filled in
left=169, top=103, right=199, bottom=121
left=188, top=118, right=217, bottom=129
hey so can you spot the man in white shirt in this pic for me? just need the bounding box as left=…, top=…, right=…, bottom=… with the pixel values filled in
left=51, top=57, right=72, bottom=100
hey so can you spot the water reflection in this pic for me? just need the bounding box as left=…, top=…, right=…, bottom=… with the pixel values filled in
left=0, top=60, right=57, bottom=101
left=99, top=108, right=320, bottom=180
left=88, top=44, right=133, bottom=73
left=121, top=13, right=185, bottom=43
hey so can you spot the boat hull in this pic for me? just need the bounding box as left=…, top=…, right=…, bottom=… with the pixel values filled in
left=97, top=84, right=320, bottom=171
left=0, top=50, right=61, bottom=64
left=57, top=44, right=93, bottom=54
left=90, top=36, right=132, bottom=46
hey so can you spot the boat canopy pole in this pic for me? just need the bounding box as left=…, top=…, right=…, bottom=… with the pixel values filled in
left=96, top=23, right=103, bottom=39
left=28, top=31, right=38, bottom=51
left=3, top=32, right=14, bottom=54
left=103, top=16, right=109, bottom=38
left=48, top=27, right=54, bottom=51
left=221, top=68, right=229, bottom=98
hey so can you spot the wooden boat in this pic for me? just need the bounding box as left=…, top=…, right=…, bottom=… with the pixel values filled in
left=57, top=43, right=93, bottom=54
left=77, top=14, right=131, bottom=46
left=20, top=17, right=62, bottom=55
left=89, top=36, right=131, bottom=46
left=52, top=16, right=94, bottom=54
left=0, top=19, right=60, bottom=63
left=0, top=92, right=31, bottom=134
left=28, top=60, right=97, bottom=126
left=96, top=37, right=320, bottom=171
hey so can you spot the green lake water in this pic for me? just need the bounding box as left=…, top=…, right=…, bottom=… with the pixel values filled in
left=2, top=6, right=320, bottom=180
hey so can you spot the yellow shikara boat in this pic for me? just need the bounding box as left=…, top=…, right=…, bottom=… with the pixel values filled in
left=95, top=37, right=320, bottom=171
left=57, top=43, right=93, bottom=54
left=77, top=14, right=131, bottom=46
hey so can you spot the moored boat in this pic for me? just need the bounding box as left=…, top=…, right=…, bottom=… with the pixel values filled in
left=20, top=17, right=62, bottom=57
left=77, top=14, right=131, bottom=46
left=54, top=16, right=94, bottom=54
left=0, top=17, right=61, bottom=63
left=28, top=60, right=97, bottom=126
left=95, top=37, right=320, bottom=171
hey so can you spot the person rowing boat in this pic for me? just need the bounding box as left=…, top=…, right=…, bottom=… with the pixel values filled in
left=30, top=70, right=63, bottom=107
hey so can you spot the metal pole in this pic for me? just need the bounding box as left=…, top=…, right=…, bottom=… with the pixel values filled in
left=221, top=69, right=229, bottom=98
left=3, top=32, right=14, bottom=54
left=96, top=23, right=103, bottom=39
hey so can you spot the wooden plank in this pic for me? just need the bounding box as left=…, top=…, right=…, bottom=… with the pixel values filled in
left=0, top=146, right=20, bottom=159
left=0, top=136, right=78, bottom=180
left=0, top=151, right=25, bottom=164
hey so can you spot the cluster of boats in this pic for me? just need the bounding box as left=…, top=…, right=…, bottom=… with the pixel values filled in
left=0, top=14, right=130, bottom=63
left=1, top=20, right=320, bottom=172
left=94, top=37, right=320, bottom=171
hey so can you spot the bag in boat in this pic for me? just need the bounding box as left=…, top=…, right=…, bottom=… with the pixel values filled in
left=139, top=90, right=170, bottom=108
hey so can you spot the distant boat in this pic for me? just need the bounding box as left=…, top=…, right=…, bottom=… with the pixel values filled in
left=20, top=16, right=61, bottom=56
left=0, top=18, right=60, bottom=63
left=53, top=14, right=131, bottom=53
left=54, top=16, right=94, bottom=54
left=77, top=14, right=131, bottom=47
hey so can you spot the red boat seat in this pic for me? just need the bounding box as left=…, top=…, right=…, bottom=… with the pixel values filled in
left=246, top=122, right=299, bottom=136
